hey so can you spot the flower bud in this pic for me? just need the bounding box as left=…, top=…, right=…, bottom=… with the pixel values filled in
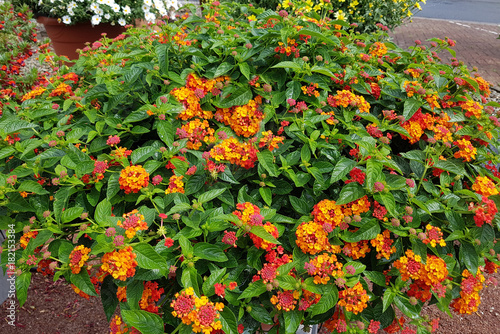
left=418, top=232, right=426, bottom=240
left=353, top=215, right=362, bottom=222
left=409, top=228, right=417, bottom=235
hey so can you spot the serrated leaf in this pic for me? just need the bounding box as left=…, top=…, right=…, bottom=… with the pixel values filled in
left=16, top=271, right=31, bottom=308
left=95, top=199, right=112, bottom=226
left=131, top=146, right=156, bottom=164
left=197, top=188, right=227, bottom=204
left=257, top=150, right=278, bottom=177
left=219, top=86, right=253, bottom=108
left=133, top=243, right=168, bottom=274
left=239, top=280, right=267, bottom=299
left=61, top=206, right=84, bottom=223
left=259, top=187, right=272, bottom=206
left=70, top=270, right=98, bottom=297
left=336, top=182, right=366, bottom=205
left=272, top=61, right=302, bottom=71
left=121, top=310, right=164, bottom=334
left=249, top=303, right=273, bottom=325
left=250, top=225, right=280, bottom=245
left=341, top=219, right=380, bottom=242
left=309, top=285, right=338, bottom=317
left=402, top=98, right=422, bottom=121
left=330, top=158, right=356, bottom=183
left=193, top=243, right=228, bottom=262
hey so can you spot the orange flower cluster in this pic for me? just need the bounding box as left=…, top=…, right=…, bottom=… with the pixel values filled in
left=401, top=109, right=434, bottom=144
left=301, top=83, right=320, bottom=97
left=311, top=199, right=345, bottom=231
left=453, top=138, right=477, bottom=161
left=327, top=90, right=370, bottom=113
left=472, top=176, right=498, bottom=197
left=165, top=175, right=185, bottom=194
left=342, top=240, right=371, bottom=260
left=170, top=73, right=224, bottom=120
left=295, top=220, right=332, bottom=255
left=305, top=253, right=344, bottom=284
left=170, top=287, right=224, bottom=334
left=394, top=250, right=449, bottom=302
left=214, top=97, right=264, bottom=137
left=21, top=86, right=46, bottom=101
left=100, top=246, right=138, bottom=281
left=461, top=99, right=483, bottom=119
left=140, top=282, right=165, bottom=314
left=275, top=37, right=300, bottom=57
left=233, top=202, right=279, bottom=251
left=119, top=165, right=150, bottom=194
left=109, top=315, right=140, bottom=334
left=117, top=209, right=148, bottom=239
left=451, top=269, right=485, bottom=314
left=20, top=230, right=38, bottom=249
left=270, top=290, right=300, bottom=311
left=258, top=130, right=285, bottom=151
left=338, top=282, right=369, bottom=314
left=422, top=224, right=446, bottom=247
left=369, top=42, right=388, bottom=57
left=69, top=245, right=91, bottom=274
left=177, top=118, right=216, bottom=150
left=49, top=82, right=72, bottom=98
left=71, top=284, right=91, bottom=300
left=209, top=137, right=258, bottom=169
left=403, top=80, right=422, bottom=97
left=342, top=195, right=371, bottom=216
left=370, top=229, right=396, bottom=260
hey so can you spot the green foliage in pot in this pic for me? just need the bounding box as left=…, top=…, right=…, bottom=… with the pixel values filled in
left=2, top=1, right=500, bottom=333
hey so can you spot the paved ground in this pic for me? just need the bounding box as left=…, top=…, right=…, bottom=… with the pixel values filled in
left=389, top=17, right=500, bottom=89
left=415, top=0, right=500, bottom=25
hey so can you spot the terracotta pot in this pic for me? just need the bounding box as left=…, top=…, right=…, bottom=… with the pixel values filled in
left=36, top=16, right=127, bottom=60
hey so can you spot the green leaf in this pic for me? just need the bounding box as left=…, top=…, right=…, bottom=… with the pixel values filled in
left=288, top=195, right=310, bottom=215
left=219, top=307, right=238, bottom=334
left=272, top=61, right=302, bottom=71
left=341, top=219, right=380, bottom=242
left=330, top=158, right=356, bottom=183
left=250, top=225, right=280, bottom=245
left=460, top=242, right=478, bottom=274
left=219, top=86, right=253, bottom=108
left=375, top=192, right=397, bottom=218
left=365, top=160, right=383, bottom=189
left=197, top=188, right=227, bottom=204
left=310, top=65, right=335, bottom=77
left=249, top=303, right=274, bottom=325
left=18, top=180, right=49, bottom=195
left=402, top=98, right=422, bottom=121
left=239, top=280, right=267, bottom=299
left=181, top=266, right=199, bottom=294
left=394, top=295, right=420, bottom=319
left=157, top=120, right=175, bottom=146
left=336, top=182, right=366, bottom=205
left=133, top=243, right=169, bottom=274
left=95, top=199, right=112, bottom=226
left=433, top=160, right=465, bottom=176
left=16, top=271, right=31, bottom=308
left=101, top=275, right=119, bottom=322
left=309, top=285, right=338, bottom=317
left=126, top=280, right=144, bottom=310
left=193, top=243, right=228, bottom=262
left=214, top=62, right=234, bottom=77
left=343, top=261, right=366, bottom=276
left=284, top=310, right=303, bottom=334
left=257, top=150, right=278, bottom=177
left=301, top=145, right=311, bottom=163
left=70, top=270, right=98, bottom=297
left=131, top=146, right=156, bottom=164
left=61, top=206, right=84, bottom=223
left=239, top=62, right=251, bottom=80
left=106, top=173, right=121, bottom=200
left=382, top=288, right=396, bottom=312
left=259, top=187, right=272, bottom=206
left=297, top=28, right=339, bottom=45
left=275, top=275, right=299, bottom=290
left=364, top=271, right=387, bottom=287
left=285, top=80, right=301, bottom=101
left=202, top=267, right=226, bottom=296
left=121, top=310, right=164, bottom=334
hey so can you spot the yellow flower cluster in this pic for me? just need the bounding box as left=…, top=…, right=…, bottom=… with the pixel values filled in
left=21, top=86, right=46, bottom=101
left=117, top=209, right=148, bottom=239
left=179, top=118, right=216, bottom=150
left=451, top=269, right=485, bottom=314
left=295, top=220, right=332, bottom=255
left=209, top=137, right=259, bottom=169
left=472, top=176, right=498, bottom=197
left=369, top=42, right=388, bottom=58
left=100, top=246, right=138, bottom=281
left=119, top=165, right=150, bottom=194
left=328, top=90, right=370, bottom=113
left=311, top=199, right=345, bottom=229
left=165, top=175, right=185, bottom=194
left=214, top=97, right=264, bottom=137
left=338, top=282, right=369, bottom=314
left=370, top=229, right=396, bottom=260
left=170, top=287, right=224, bottom=334
left=69, top=245, right=91, bottom=274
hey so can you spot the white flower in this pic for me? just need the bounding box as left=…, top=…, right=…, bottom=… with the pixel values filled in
left=90, top=3, right=100, bottom=12
left=144, top=0, right=152, bottom=6
left=68, top=8, right=74, bottom=16
left=122, top=5, right=131, bottom=15
left=62, top=15, right=71, bottom=24
left=91, top=14, right=101, bottom=25
left=144, top=11, right=156, bottom=23
left=142, top=4, right=150, bottom=12
left=95, top=7, right=104, bottom=15
left=167, top=0, right=178, bottom=10
left=104, top=13, right=111, bottom=20
left=118, top=18, right=126, bottom=26
left=67, top=1, right=77, bottom=9
left=97, top=0, right=105, bottom=4
left=112, top=4, right=120, bottom=12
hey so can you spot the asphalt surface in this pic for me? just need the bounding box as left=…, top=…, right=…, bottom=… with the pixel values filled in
left=415, top=0, right=500, bottom=24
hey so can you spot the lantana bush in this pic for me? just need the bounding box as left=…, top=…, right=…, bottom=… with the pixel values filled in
left=2, top=1, right=500, bottom=334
